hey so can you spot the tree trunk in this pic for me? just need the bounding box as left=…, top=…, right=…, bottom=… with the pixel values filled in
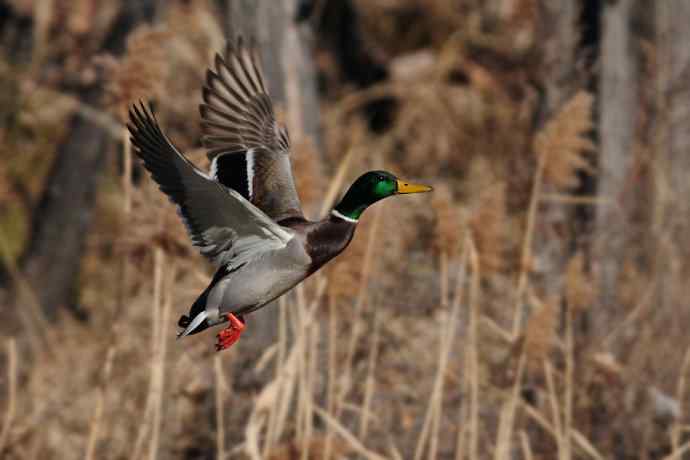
left=594, top=0, right=639, bottom=326
left=525, top=2, right=590, bottom=453
left=18, top=1, right=157, bottom=318
left=653, top=2, right=690, bottom=322
left=20, top=88, right=109, bottom=319
left=224, top=0, right=320, bottom=147
left=533, top=0, right=583, bottom=297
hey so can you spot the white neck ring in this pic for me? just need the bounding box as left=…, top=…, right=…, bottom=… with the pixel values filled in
left=331, top=209, right=359, bottom=223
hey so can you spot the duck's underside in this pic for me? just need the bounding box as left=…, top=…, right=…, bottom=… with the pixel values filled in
left=177, top=216, right=356, bottom=350
left=177, top=236, right=310, bottom=345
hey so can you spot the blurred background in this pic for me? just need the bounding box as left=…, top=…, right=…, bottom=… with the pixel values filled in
left=0, top=0, right=689, bottom=458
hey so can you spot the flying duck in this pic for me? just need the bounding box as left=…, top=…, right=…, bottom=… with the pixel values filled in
left=127, top=37, right=432, bottom=351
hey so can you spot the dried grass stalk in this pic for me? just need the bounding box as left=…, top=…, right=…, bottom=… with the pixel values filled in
left=291, top=137, right=325, bottom=215
left=513, top=141, right=547, bottom=336
left=359, top=311, right=381, bottom=440
left=432, top=183, right=460, bottom=310
left=249, top=280, right=327, bottom=458
left=296, top=285, right=317, bottom=460
left=0, top=339, right=17, bottom=456
left=468, top=238, right=481, bottom=460
left=266, top=436, right=351, bottom=460
left=562, top=304, right=574, bottom=460
left=493, top=353, right=526, bottom=460
left=313, top=406, right=387, bottom=460
left=131, top=248, right=166, bottom=460
left=519, top=430, right=534, bottom=460
left=323, top=292, right=338, bottom=460
left=524, top=297, right=558, bottom=370
left=454, top=403, right=468, bottom=460
left=415, top=241, right=468, bottom=460
left=214, top=355, right=226, bottom=460
left=672, top=347, right=690, bottom=451
left=534, top=91, right=595, bottom=190
left=306, top=325, right=319, bottom=454
left=388, top=439, right=404, bottom=460
left=544, top=361, right=563, bottom=447
left=84, top=347, right=116, bottom=460
left=319, top=147, right=356, bottom=218
left=28, top=0, right=54, bottom=70
left=117, top=123, right=133, bottom=341
left=257, top=332, right=297, bottom=455
left=109, top=25, right=170, bottom=116
left=565, top=251, right=595, bottom=313
left=149, top=251, right=172, bottom=460
left=122, top=125, right=132, bottom=215
left=469, top=183, right=507, bottom=273
left=570, top=431, right=605, bottom=460
left=518, top=398, right=604, bottom=460
left=264, top=297, right=289, bottom=453
left=336, top=205, right=382, bottom=417
left=431, top=183, right=461, bottom=258
left=666, top=440, right=690, bottom=460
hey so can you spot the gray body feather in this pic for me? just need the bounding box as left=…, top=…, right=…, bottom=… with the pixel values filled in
left=204, top=236, right=311, bottom=321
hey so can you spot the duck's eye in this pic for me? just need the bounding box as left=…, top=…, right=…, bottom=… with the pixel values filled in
left=377, top=175, right=385, bottom=182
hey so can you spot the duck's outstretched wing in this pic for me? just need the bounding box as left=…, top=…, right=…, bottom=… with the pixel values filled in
left=200, top=36, right=303, bottom=222
left=128, top=103, right=293, bottom=269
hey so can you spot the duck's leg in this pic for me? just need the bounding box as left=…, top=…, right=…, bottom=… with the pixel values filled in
left=215, top=313, right=245, bottom=351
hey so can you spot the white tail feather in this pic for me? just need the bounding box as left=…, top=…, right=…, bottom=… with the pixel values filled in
left=178, top=310, right=209, bottom=338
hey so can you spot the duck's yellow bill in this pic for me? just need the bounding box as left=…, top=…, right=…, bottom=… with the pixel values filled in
left=396, top=180, right=433, bottom=194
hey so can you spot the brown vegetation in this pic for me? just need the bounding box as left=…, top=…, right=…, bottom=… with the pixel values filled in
left=1, top=0, right=689, bottom=459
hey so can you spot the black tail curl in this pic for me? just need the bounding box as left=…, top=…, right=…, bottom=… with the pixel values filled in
left=178, top=315, right=191, bottom=328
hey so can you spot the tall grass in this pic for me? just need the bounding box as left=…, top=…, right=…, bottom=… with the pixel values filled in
left=2, top=1, right=690, bottom=459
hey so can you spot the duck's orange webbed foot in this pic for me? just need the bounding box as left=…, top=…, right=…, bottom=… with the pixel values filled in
left=215, top=313, right=245, bottom=351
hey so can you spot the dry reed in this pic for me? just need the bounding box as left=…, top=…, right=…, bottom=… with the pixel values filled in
left=431, top=183, right=462, bottom=260
left=214, top=355, right=227, bottom=460
left=84, top=346, right=115, bottom=460
left=415, top=241, right=468, bottom=460
left=513, top=137, right=547, bottom=337
left=534, top=91, right=595, bottom=190
left=109, top=25, right=170, bottom=115
left=671, top=346, right=690, bottom=452
left=313, top=405, right=387, bottom=460
left=493, top=353, right=525, bottom=460
left=544, top=360, right=564, bottom=449
left=335, top=204, right=383, bottom=420
left=460, top=154, right=510, bottom=275
left=3, top=1, right=689, bottom=458
left=0, top=339, right=17, bottom=456
left=323, top=292, right=338, bottom=460
left=564, top=251, right=594, bottom=313
left=523, top=296, right=557, bottom=370
left=359, top=310, right=381, bottom=440
left=452, top=238, right=482, bottom=460
left=149, top=252, right=173, bottom=460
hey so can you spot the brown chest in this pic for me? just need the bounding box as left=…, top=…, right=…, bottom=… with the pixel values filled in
left=304, top=218, right=357, bottom=274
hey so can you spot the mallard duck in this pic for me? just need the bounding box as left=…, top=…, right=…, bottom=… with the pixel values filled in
left=127, top=37, right=432, bottom=351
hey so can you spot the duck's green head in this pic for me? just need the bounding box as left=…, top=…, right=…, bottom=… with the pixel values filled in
left=333, top=170, right=432, bottom=222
